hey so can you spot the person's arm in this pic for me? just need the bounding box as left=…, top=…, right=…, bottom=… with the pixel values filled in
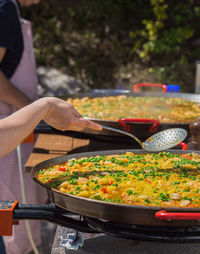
left=0, top=97, right=102, bottom=158
left=0, top=47, right=31, bottom=109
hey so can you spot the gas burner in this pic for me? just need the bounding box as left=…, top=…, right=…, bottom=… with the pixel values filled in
left=84, top=217, right=200, bottom=243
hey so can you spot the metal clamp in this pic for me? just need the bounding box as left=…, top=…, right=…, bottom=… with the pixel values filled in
left=0, top=200, right=19, bottom=236
left=60, top=232, right=84, bottom=251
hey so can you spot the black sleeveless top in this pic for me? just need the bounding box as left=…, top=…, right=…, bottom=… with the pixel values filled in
left=0, top=0, right=23, bottom=78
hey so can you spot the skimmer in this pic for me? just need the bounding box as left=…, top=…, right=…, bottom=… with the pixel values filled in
left=101, top=124, right=187, bottom=152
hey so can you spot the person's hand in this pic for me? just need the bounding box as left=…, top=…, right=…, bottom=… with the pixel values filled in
left=42, top=97, right=102, bottom=132
left=18, top=0, right=40, bottom=7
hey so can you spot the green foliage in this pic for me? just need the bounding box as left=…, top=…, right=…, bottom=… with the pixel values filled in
left=130, top=0, right=200, bottom=61
left=20, top=0, right=200, bottom=90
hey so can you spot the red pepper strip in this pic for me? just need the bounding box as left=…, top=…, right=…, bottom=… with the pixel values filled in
left=101, top=187, right=108, bottom=194
left=181, top=154, right=192, bottom=160
left=59, top=166, right=66, bottom=172
left=145, top=179, right=152, bottom=184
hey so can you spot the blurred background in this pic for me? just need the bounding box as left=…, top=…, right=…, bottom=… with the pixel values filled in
left=20, top=0, right=200, bottom=93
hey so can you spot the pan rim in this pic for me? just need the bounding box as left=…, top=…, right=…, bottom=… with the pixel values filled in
left=32, top=149, right=200, bottom=212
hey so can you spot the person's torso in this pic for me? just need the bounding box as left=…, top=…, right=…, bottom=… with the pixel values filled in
left=0, top=0, right=38, bottom=116
left=0, top=0, right=23, bottom=79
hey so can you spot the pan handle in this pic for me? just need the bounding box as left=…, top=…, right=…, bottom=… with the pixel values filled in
left=12, top=203, right=97, bottom=233
left=133, top=83, right=167, bottom=93
left=118, top=118, right=160, bottom=133
left=175, top=142, right=188, bottom=150
left=156, top=210, right=200, bottom=221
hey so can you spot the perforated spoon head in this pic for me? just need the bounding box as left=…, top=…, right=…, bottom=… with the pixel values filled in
left=143, top=128, right=187, bottom=152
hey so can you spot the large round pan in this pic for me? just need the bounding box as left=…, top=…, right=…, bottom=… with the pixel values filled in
left=59, top=89, right=200, bottom=141
left=32, top=149, right=200, bottom=227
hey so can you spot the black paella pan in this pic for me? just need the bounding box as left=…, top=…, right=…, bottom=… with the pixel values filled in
left=31, top=149, right=200, bottom=228
left=35, top=89, right=200, bottom=142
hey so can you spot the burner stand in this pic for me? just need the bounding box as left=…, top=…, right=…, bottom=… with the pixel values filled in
left=85, top=217, right=200, bottom=243
left=50, top=214, right=200, bottom=254
left=51, top=226, right=200, bottom=254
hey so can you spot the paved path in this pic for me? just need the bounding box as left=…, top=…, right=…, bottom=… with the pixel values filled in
left=37, top=67, right=90, bottom=97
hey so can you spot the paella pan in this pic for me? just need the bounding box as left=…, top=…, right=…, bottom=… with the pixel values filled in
left=32, top=149, right=200, bottom=227
left=62, top=90, right=200, bottom=140
left=35, top=90, right=200, bottom=142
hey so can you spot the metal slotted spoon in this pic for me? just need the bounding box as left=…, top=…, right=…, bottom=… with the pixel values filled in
left=100, top=124, right=187, bottom=152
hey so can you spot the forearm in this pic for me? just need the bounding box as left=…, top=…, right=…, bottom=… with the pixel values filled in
left=0, top=71, right=31, bottom=108
left=0, top=98, right=48, bottom=157
left=0, top=97, right=102, bottom=158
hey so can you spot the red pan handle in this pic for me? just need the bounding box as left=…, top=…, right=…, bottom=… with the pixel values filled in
left=176, top=142, right=188, bottom=150
left=134, top=83, right=167, bottom=93
left=156, top=210, right=200, bottom=221
left=118, top=118, right=160, bottom=133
